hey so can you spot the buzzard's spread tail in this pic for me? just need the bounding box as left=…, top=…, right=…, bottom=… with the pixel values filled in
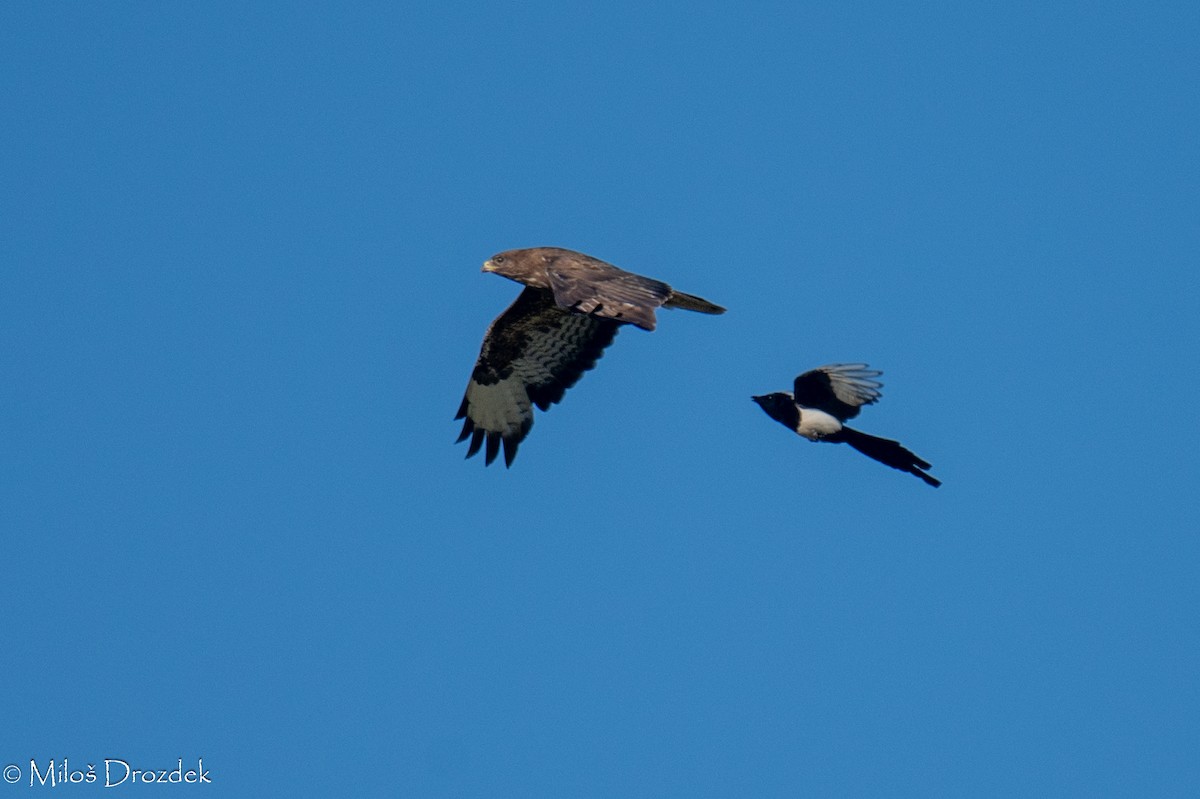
left=837, top=426, right=941, bottom=488
left=664, top=290, right=726, bottom=316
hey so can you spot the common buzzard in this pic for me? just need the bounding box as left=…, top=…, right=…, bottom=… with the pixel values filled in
left=752, top=364, right=940, bottom=487
left=455, top=247, right=725, bottom=466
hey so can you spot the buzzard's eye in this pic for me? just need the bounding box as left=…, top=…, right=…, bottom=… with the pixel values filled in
left=493, top=255, right=506, bottom=264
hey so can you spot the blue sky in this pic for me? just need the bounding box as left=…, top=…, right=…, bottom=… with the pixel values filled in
left=3, top=1, right=1197, bottom=795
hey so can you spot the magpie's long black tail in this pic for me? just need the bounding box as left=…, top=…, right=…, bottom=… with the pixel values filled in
left=837, top=426, right=941, bottom=488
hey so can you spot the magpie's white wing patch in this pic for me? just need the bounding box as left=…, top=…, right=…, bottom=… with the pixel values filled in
left=455, top=287, right=619, bottom=467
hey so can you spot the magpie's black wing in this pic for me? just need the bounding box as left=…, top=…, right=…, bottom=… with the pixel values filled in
left=792, top=363, right=883, bottom=421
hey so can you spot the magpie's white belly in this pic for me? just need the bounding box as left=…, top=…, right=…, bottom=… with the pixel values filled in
left=796, top=408, right=842, bottom=441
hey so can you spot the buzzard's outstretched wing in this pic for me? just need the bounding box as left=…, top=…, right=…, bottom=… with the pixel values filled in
left=455, top=287, right=620, bottom=467
left=792, top=363, right=883, bottom=421
left=545, top=258, right=673, bottom=332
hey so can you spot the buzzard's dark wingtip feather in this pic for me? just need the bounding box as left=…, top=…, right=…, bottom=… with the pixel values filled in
left=455, top=416, right=474, bottom=444
left=484, top=432, right=501, bottom=465
left=466, top=428, right=485, bottom=459
left=502, top=437, right=518, bottom=467
left=454, top=396, right=469, bottom=420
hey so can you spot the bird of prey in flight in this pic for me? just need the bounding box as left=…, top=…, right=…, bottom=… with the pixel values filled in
left=752, top=364, right=940, bottom=487
left=456, top=247, right=725, bottom=467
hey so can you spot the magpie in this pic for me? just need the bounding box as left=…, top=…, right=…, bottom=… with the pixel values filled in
left=752, top=364, right=940, bottom=487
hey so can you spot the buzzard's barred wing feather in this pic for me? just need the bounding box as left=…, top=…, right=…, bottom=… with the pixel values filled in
left=792, top=363, right=883, bottom=422
left=455, top=287, right=619, bottom=467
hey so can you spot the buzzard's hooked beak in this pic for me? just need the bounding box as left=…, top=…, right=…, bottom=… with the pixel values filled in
left=481, top=259, right=496, bottom=273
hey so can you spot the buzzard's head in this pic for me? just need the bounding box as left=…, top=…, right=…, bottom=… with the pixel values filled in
left=482, top=248, right=560, bottom=290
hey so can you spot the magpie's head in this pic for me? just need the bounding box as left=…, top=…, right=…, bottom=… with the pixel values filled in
left=752, top=392, right=796, bottom=426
